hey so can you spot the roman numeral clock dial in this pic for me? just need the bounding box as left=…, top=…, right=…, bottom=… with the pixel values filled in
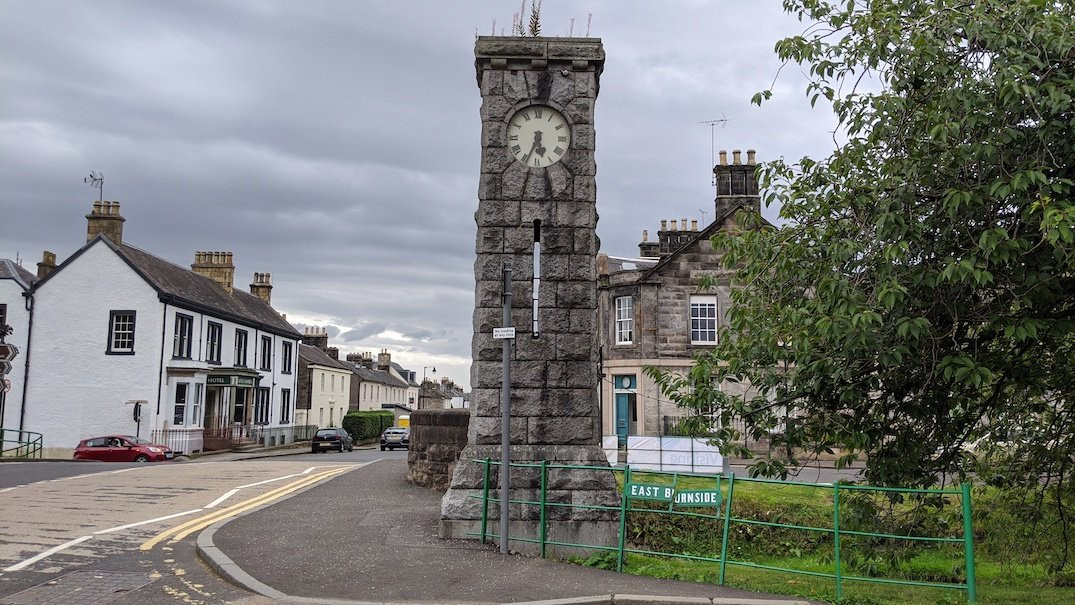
left=507, top=105, right=570, bottom=168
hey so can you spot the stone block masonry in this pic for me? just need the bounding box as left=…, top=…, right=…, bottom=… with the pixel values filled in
left=441, top=37, right=619, bottom=555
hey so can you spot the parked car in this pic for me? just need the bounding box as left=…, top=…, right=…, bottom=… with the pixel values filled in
left=381, top=427, right=410, bottom=451
left=73, top=435, right=174, bottom=462
left=311, top=427, right=353, bottom=453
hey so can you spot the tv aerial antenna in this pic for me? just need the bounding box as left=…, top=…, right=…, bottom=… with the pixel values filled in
left=84, top=170, right=104, bottom=202
left=700, top=116, right=729, bottom=186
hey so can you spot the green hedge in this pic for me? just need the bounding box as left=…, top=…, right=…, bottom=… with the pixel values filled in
left=343, top=411, right=395, bottom=441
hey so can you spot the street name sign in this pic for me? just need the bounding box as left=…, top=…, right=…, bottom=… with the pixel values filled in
left=492, top=327, right=516, bottom=340
left=673, top=489, right=723, bottom=507
left=627, top=483, right=674, bottom=502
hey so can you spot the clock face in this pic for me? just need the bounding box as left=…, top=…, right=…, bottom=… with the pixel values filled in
left=507, top=105, right=570, bottom=168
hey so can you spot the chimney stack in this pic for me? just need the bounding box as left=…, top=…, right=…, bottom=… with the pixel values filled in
left=301, top=326, right=329, bottom=350
left=326, top=346, right=339, bottom=360
left=36, top=251, right=57, bottom=279
left=86, top=200, right=126, bottom=245
left=713, top=148, right=762, bottom=219
left=249, top=272, right=273, bottom=304
left=377, top=349, right=391, bottom=371
left=191, top=251, right=236, bottom=294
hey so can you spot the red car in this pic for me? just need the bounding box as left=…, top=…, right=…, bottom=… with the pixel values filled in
left=73, top=435, right=174, bottom=462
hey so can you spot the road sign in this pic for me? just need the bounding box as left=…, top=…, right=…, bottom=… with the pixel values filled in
left=0, top=343, right=17, bottom=362
left=492, top=327, right=516, bottom=340
left=0, top=360, right=11, bottom=376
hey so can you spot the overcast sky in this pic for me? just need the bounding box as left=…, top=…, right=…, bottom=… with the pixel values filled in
left=0, top=1, right=838, bottom=390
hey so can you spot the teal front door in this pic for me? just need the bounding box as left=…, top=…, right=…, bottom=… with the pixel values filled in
left=614, top=375, right=636, bottom=446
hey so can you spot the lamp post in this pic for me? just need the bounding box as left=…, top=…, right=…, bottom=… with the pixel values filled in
left=422, top=366, right=436, bottom=383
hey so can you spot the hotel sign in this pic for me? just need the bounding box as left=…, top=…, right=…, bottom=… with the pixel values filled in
left=207, top=375, right=256, bottom=387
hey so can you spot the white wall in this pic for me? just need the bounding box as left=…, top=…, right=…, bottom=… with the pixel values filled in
left=310, top=364, right=349, bottom=428
left=24, top=242, right=163, bottom=454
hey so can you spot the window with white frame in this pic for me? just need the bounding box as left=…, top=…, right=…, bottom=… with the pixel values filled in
left=614, top=296, right=633, bottom=344
left=192, top=383, right=204, bottom=427
left=254, top=387, right=270, bottom=424
left=173, top=382, right=188, bottom=425
left=690, top=295, right=718, bottom=344
left=107, top=310, right=136, bottom=354
left=259, top=335, right=272, bottom=371
left=206, top=322, right=222, bottom=364
left=280, top=389, right=291, bottom=424
left=235, top=329, right=248, bottom=367
left=173, top=314, right=193, bottom=358
left=281, top=341, right=293, bottom=374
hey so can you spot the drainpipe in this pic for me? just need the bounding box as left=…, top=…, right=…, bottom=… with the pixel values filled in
left=18, top=290, right=34, bottom=432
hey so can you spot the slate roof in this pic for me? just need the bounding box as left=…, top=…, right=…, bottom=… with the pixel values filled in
left=298, top=344, right=352, bottom=370
left=345, top=362, right=409, bottom=388
left=390, top=362, right=419, bottom=386
left=0, top=259, right=37, bottom=290
left=34, top=236, right=299, bottom=338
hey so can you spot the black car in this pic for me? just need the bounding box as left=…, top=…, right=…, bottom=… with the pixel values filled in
left=311, top=427, right=353, bottom=453
left=380, top=427, right=410, bottom=451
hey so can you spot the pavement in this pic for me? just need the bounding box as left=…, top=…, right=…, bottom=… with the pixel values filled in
left=199, top=456, right=815, bottom=605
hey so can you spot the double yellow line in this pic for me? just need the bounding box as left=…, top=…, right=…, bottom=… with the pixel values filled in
left=141, top=466, right=352, bottom=551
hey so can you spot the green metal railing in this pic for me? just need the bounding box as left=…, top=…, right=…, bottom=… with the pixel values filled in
left=467, top=459, right=978, bottom=604
left=0, top=428, right=44, bottom=459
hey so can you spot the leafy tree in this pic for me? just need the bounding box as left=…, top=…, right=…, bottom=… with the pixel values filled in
left=648, top=0, right=1075, bottom=547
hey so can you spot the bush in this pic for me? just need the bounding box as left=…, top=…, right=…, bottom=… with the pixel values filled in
left=343, top=411, right=395, bottom=441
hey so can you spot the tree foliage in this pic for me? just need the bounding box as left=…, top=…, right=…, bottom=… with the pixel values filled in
left=650, top=0, right=1075, bottom=504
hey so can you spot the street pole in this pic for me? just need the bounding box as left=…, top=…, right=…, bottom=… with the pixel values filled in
left=500, top=261, right=512, bottom=554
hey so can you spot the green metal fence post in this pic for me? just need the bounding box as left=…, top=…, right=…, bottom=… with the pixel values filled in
left=480, top=458, right=491, bottom=544
left=833, top=483, right=843, bottom=602
left=718, top=472, right=735, bottom=585
left=617, top=465, right=631, bottom=573
left=539, top=460, right=548, bottom=559
left=962, top=482, right=978, bottom=604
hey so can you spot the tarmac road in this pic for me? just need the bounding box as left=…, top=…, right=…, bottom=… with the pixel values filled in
left=213, top=458, right=792, bottom=604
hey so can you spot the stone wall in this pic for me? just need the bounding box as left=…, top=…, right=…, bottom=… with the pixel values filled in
left=407, top=409, right=470, bottom=490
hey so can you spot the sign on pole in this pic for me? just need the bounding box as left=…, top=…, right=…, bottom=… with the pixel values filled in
left=1, top=378, right=11, bottom=393
left=492, top=327, right=516, bottom=340
left=0, top=360, right=11, bottom=376
left=0, top=343, right=18, bottom=362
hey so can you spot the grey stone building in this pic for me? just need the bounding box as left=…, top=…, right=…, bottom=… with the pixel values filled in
left=597, top=149, right=768, bottom=444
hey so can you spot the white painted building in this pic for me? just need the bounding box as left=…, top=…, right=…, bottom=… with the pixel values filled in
left=20, top=201, right=301, bottom=456
left=0, top=258, right=37, bottom=432
left=297, top=343, right=351, bottom=429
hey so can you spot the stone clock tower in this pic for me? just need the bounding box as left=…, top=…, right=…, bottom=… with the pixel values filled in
left=440, top=37, right=619, bottom=551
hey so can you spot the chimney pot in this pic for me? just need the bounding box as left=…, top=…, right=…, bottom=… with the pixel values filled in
left=660, top=219, right=667, bottom=231
left=642, top=229, right=648, bottom=242
left=732, top=149, right=742, bottom=165
left=747, top=149, right=756, bottom=164
left=691, top=219, right=698, bottom=231
left=670, top=220, right=677, bottom=231
left=680, top=218, right=687, bottom=231
left=719, top=150, right=728, bottom=165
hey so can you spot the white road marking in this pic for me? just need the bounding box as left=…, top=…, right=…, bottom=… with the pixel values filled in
left=204, top=489, right=239, bottom=508
left=109, top=467, right=141, bottom=475
left=3, top=535, right=93, bottom=572
left=92, top=509, right=204, bottom=535
left=235, top=474, right=302, bottom=489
